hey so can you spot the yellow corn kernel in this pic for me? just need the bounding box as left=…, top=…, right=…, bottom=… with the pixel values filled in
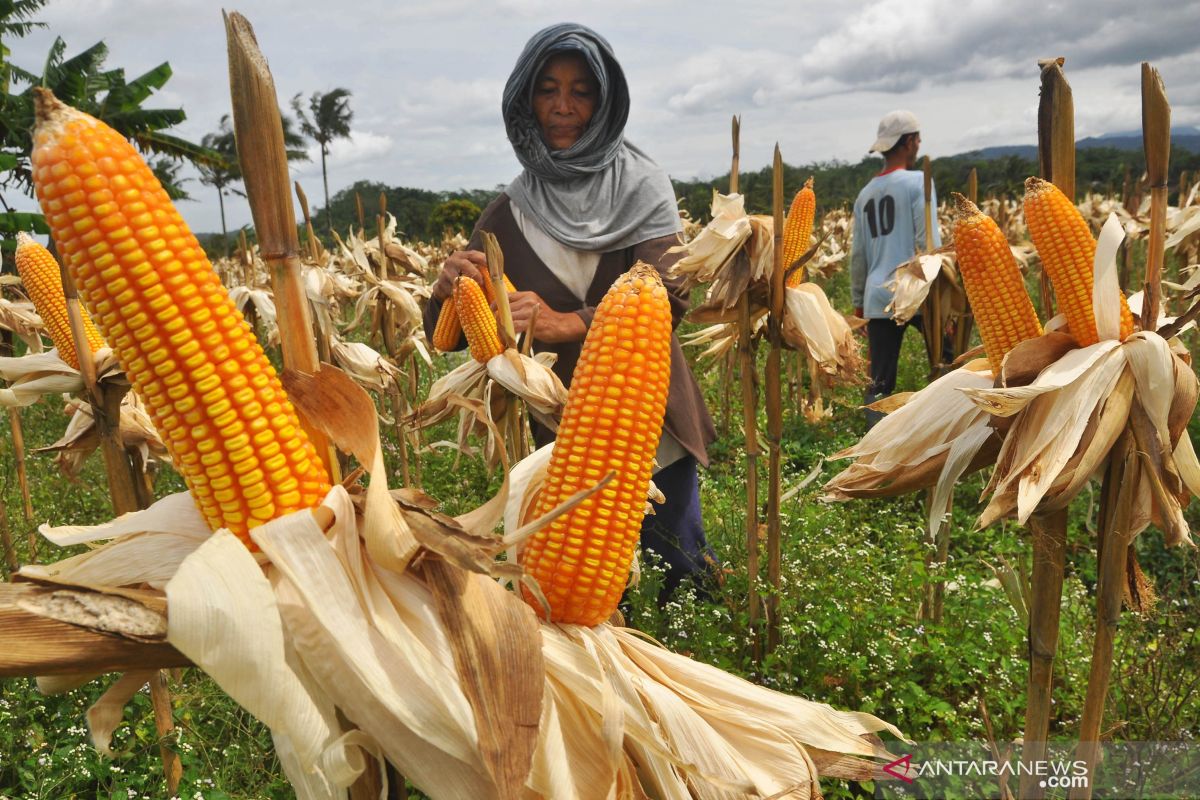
left=13, top=231, right=106, bottom=369
left=453, top=275, right=505, bottom=362
left=30, top=88, right=330, bottom=546
left=1023, top=177, right=1134, bottom=346
left=951, top=194, right=1043, bottom=374
left=783, top=177, right=816, bottom=288
left=519, top=263, right=672, bottom=626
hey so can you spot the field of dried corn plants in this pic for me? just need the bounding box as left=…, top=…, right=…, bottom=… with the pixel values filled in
left=0, top=166, right=1195, bottom=798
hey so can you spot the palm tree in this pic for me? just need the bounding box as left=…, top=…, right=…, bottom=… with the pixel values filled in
left=196, top=113, right=310, bottom=255
left=196, top=115, right=243, bottom=255
left=290, top=88, right=353, bottom=233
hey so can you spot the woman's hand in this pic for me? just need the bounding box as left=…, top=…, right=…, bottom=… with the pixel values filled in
left=432, top=250, right=489, bottom=302
left=506, top=290, right=586, bottom=344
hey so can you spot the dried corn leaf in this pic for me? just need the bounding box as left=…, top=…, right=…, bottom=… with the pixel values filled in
left=0, top=297, right=45, bottom=353
left=782, top=283, right=864, bottom=385
left=885, top=251, right=955, bottom=324
left=666, top=191, right=753, bottom=286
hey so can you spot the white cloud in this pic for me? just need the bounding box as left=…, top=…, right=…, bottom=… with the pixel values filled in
left=3, top=0, right=1197, bottom=235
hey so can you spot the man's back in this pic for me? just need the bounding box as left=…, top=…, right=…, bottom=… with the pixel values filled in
left=850, top=168, right=939, bottom=319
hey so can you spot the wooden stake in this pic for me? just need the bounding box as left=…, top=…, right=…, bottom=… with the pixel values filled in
left=225, top=11, right=339, bottom=484
left=1070, top=433, right=1138, bottom=800
left=1020, top=508, right=1068, bottom=800
left=1038, top=57, right=1073, bottom=321
left=764, top=146, right=785, bottom=654
left=1139, top=63, right=1170, bottom=331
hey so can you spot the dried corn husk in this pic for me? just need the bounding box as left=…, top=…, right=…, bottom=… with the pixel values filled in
left=782, top=282, right=864, bottom=386
left=960, top=215, right=1198, bottom=543
left=0, top=296, right=45, bottom=353
left=228, top=285, right=279, bottom=345
left=23, top=458, right=903, bottom=800
left=407, top=350, right=567, bottom=470
left=885, top=249, right=956, bottom=324
left=0, top=348, right=121, bottom=407
left=35, top=393, right=168, bottom=479
left=823, top=359, right=999, bottom=540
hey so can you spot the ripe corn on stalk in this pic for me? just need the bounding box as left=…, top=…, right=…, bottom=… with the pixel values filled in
left=783, top=177, right=816, bottom=288
left=1023, top=177, right=1134, bottom=346
left=951, top=194, right=1043, bottom=373
left=432, top=271, right=515, bottom=352
left=14, top=231, right=105, bottom=369
left=454, top=275, right=505, bottom=362
left=30, top=88, right=330, bottom=544
left=520, top=263, right=671, bottom=625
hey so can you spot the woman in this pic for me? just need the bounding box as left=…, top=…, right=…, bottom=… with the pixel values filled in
left=424, top=22, right=717, bottom=597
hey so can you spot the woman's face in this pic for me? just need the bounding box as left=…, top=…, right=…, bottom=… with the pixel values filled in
left=532, top=52, right=597, bottom=151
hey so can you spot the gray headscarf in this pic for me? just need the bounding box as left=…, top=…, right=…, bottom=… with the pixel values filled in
left=502, top=23, right=682, bottom=252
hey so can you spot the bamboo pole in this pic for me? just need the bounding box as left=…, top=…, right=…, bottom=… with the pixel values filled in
left=764, top=146, right=785, bottom=654
left=1070, top=433, right=1138, bottom=800
left=1139, top=63, right=1170, bottom=331
left=1037, top=57, right=1072, bottom=321
left=1020, top=508, right=1068, bottom=800
left=224, top=11, right=338, bottom=484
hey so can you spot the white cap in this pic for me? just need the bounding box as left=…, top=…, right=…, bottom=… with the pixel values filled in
left=869, top=109, right=920, bottom=153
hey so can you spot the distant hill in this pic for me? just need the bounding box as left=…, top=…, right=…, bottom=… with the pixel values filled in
left=962, top=126, right=1200, bottom=161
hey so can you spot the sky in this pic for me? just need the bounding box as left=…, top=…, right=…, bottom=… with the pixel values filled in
left=6, top=0, right=1200, bottom=235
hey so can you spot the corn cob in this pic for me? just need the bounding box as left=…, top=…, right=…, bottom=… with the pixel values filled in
left=30, top=88, right=330, bottom=544
left=454, top=276, right=505, bottom=362
left=520, top=262, right=671, bottom=625
left=432, top=271, right=515, bottom=352
left=14, top=231, right=106, bottom=369
left=783, top=177, right=816, bottom=288
left=1023, top=177, right=1134, bottom=346
left=951, top=194, right=1043, bottom=374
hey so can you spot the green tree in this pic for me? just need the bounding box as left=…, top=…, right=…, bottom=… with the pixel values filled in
left=0, top=7, right=217, bottom=249
left=197, top=112, right=309, bottom=254
left=290, top=88, right=353, bottom=234
left=428, top=198, right=481, bottom=238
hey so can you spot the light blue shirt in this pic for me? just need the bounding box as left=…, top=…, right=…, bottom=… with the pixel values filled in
left=850, top=169, right=941, bottom=319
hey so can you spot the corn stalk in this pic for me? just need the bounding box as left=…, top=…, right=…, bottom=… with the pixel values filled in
left=1037, top=57, right=1072, bottom=321
left=1020, top=508, right=1068, bottom=800
left=765, top=146, right=785, bottom=653
left=2, top=330, right=34, bottom=528
left=225, top=11, right=338, bottom=483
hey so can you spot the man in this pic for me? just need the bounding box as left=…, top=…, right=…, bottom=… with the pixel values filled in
left=849, top=109, right=940, bottom=425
